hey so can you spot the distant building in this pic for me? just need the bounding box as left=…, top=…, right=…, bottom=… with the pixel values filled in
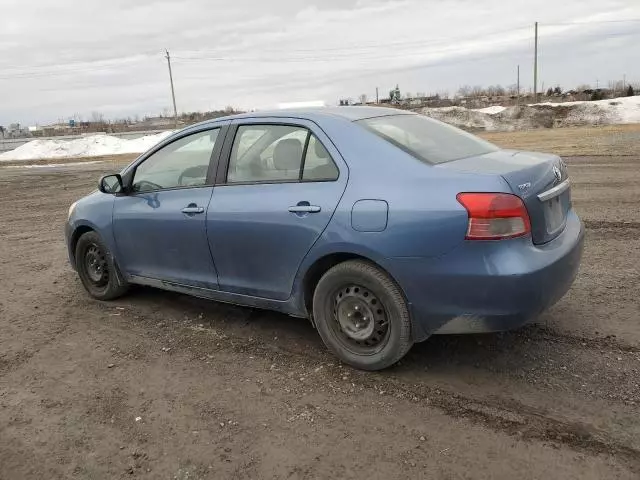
left=6, top=123, right=31, bottom=138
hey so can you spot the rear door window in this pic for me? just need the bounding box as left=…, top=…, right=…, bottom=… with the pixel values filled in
left=302, top=135, right=339, bottom=181
left=226, top=124, right=339, bottom=183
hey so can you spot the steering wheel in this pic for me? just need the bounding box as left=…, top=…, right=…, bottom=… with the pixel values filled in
left=178, top=165, right=209, bottom=186
left=134, top=180, right=163, bottom=192
left=246, top=154, right=266, bottom=177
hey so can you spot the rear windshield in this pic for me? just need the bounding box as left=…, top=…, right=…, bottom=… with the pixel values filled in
left=357, top=114, right=499, bottom=164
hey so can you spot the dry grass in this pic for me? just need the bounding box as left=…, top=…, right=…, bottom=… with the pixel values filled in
left=479, top=124, right=640, bottom=157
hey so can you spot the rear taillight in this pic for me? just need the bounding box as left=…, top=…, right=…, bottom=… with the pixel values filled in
left=456, top=193, right=531, bottom=240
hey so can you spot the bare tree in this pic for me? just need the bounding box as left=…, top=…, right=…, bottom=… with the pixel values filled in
left=358, top=93, right=368, bottom=104
left=507, top=84, right=519, bottom=96
left=92, top=112, right=105, bottom=123
left=471, top=85, right=484, bottom=97
left=457, top=85, right=472, bottom=97
left=416, top=91, right=426, bottom=99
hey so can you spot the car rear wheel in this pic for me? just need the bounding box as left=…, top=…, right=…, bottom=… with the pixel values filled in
left=75, top=231, right=128, bottom=300
left=312, top=260, right=412, bottom=371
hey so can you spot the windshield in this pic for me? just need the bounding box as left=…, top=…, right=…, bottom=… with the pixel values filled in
left=357, top=114, right=499, bottom=164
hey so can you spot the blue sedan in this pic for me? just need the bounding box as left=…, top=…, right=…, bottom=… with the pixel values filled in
left=66, top=107, right=584, bottom=370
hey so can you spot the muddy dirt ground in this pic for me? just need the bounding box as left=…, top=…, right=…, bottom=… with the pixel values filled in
left=1, top=152, right=639, bottom=479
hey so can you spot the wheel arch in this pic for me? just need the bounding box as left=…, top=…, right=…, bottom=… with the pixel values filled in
left=68, top=224, right=95, bottom=269
left=300, top=251, right=407, bottom=320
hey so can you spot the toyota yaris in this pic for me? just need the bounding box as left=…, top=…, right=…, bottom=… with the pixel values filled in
left=66, top=107, right=584, bottom=370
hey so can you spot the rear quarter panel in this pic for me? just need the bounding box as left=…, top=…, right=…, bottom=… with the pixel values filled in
left=308, top=118, right=511, bottom=259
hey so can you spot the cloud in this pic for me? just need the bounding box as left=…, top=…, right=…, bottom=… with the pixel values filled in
left=0, top=0, right=638, bottom=124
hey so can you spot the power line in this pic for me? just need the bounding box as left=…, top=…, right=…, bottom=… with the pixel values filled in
left=1, top=18, right=638, bottom=81
left=541, top=18, right=640, bottom=26
left=0, top=57, right=158, bottom=80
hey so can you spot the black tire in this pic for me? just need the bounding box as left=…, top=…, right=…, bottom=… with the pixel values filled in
left=312, top=260, right=412, bottom=371
left=75, top=231, right=128, bottom=301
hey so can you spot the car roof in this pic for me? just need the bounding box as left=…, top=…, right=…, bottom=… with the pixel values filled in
left=195, top=106, right=413, bottom=127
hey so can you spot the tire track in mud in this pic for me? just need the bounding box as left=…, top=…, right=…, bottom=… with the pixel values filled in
left=202, top=330, right=640, bottom=472
left=108, top=300, right=640, bottom=472
left=523, top=324, right=640, bottom=354
left=584, top=220, right=640, bottom=231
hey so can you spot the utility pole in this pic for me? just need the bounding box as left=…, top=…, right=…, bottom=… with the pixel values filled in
left=376, top=87, right=379, bottom=104
left=517, top=64, right=520, bottom=107
left=165, top=49, right=178, bottom=129
left=533, top=21, right=539, bottom=103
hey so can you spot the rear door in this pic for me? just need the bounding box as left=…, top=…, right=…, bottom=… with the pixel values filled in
left=113, top=125, right=226, bottom=288
left=206, top=118, right=347, bottom=300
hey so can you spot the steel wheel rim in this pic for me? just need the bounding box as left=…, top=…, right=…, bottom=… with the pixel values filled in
left=84, top=243, right=109, bottom=286
left=331, top=284, right=390, bottom=355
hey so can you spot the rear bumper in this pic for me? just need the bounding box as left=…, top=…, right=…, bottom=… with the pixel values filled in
left=386, top=210, right=584, bottom=339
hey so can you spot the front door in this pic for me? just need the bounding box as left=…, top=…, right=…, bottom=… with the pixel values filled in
left=113, top=127, right=223, bottom=288
left=206, top=120, right=347, bottom=300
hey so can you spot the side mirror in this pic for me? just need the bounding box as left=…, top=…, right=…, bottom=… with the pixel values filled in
left=98, top=174, right=124, bottom=194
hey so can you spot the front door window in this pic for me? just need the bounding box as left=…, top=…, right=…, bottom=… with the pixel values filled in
left=133, top=129, right=219, bottom=193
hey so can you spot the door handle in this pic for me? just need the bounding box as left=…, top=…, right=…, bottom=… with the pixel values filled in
left=181, top=206, right=205, bottom=214
left=288, top=205, right=321, bottom=213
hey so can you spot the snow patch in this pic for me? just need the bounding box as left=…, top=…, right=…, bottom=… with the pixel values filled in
left=0, top=131, right=174, bottom=161
left=474, top=105, right=507, bottom=115
left=530, top=95, right=640, bottom=124
left=421, top=95, right=640, bottom=131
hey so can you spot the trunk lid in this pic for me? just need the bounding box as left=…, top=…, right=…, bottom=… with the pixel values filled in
left=437, top=150, right=570, bottom=244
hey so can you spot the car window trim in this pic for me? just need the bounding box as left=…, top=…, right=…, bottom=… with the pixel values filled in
left=122, top=124, right=228, bottom=195
left=224, top=122, right=307, bottom=185
left=216, top=121, right=340, bottom=186
left=301, top=136, right=339, bottom=183
left=297, top=132, right=311, bottom=182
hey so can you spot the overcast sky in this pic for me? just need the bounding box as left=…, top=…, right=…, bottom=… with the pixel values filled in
left=1, top=0, right=639, bottom=125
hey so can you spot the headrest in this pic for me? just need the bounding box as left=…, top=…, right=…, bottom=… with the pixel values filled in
left=274, top=138, right=303, bottom=171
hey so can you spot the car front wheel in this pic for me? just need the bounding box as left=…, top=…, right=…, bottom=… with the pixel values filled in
left=75, top=231, right=128, bottom=300
left=312, top=260, right=413, bottom=371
